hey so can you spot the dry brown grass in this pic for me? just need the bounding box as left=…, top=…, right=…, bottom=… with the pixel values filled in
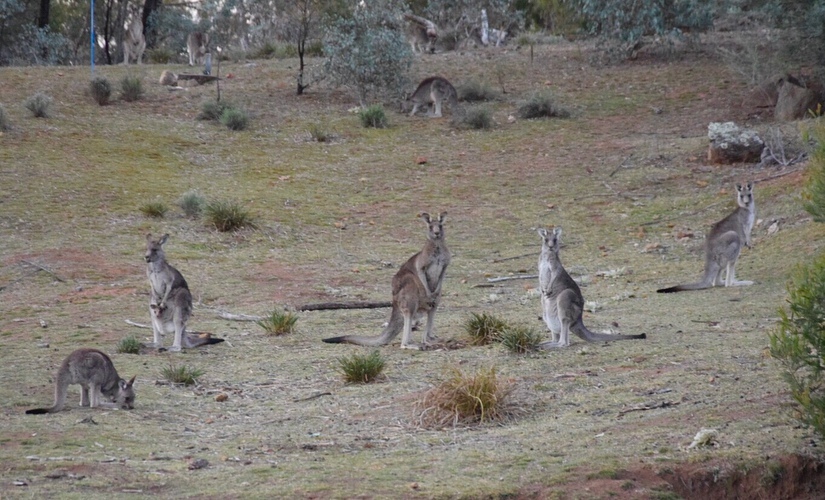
left=414, top=366, right=515, bottom=428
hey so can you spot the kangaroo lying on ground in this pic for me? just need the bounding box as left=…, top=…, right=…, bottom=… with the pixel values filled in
left=26, top=348, right=135, bottom=414
left=145, top=233, right=193, bottom=352
left=537, top=227, right=646, bottom=348
left=323, top=212, right=450, bottom=350
left=657, top=182, right=755, bottom=293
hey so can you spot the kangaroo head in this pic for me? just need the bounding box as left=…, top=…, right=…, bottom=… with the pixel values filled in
left=116, top=375, right=136, bottom=410
left=420, top=212, right=447, bottom=240
left=149, top=303, right=166, bottom=317
left=538, top=227, right=562, bottom=253
left=144, top=233, right=170, bottom=263
left=735, top=182, right=754, bottom=209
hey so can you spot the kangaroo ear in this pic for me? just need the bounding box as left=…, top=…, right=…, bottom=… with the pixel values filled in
left=537, top=228, right=547, bottom=238
left=438, top=211, right=447, bottom=222
left=419, top=212, right=431, bottom=223
left=159, top=233, right=170, bottom=245
left=747, top=181, right=754, bottom=190
left=123, top=375, right=136, bottom=389
left=735, top=183, right=743, bottom=192
left=146, top=233, right=153, bottom=241
left=553, top=227, right=562, bottom=238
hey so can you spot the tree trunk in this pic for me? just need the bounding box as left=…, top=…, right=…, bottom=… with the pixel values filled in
left=141, top=0, right=162, bottom=48
left=37, top=0, right=50, bottom=28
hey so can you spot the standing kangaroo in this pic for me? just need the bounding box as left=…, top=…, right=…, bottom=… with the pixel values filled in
left=323, top=212, right=450, bottom=350
left=145, top=233, right=192, bottom=352
left=26, top=348, right=135, bottom=414
left=657, top=182, right=755, bottom=293
left=537, top=227, right=646, bottom=348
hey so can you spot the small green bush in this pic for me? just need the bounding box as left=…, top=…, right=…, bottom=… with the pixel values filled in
left=25, top=92, right=53, bottom=118
left=308, top=123, right=333, bottom=142
left=89, top=77, right=112, bottom=105
left=198, top=100, right=233, bottom=121
left=305, top=40, right=324, bottom=57
left=517, top=91, right=570, bottom=119
left=179, top=190, right=206, bottom=218
left=498, top=326, right=542, bottom=354
left=337, top=351, right=385, bottom=384
left=0, top=105, right=10, bottom=131
left=204, top=200, right=255, bottom=231
left=139, top=202, right=168, bottom=218
left=464, top=312, right=508, bottom=345
left=116, top=335, right=141, bottom=354
left=256, top=309, right=299, bottom=336
left=146, top=47, right=174, bottom=64
left=162, top=363, right=204, bottom=386
left=455, top=105, right=492, bottom=130
left=770, top=253, right=825, bottom=440
left=120, top=76, right=143, bottom=102
left=415, top=366, right=514, bottom=427
left=254, top=41, right=278, bottom=59
left=358, top=104, right=388, bottom=129
left=220, top=107, right=249, bottom=131
left=457, top=79, right=496, bottom=102
left=803, top=123, right=825, bottom=222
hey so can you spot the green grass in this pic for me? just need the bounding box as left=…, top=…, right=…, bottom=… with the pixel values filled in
left=358, top=104, right=388, bottom=128
left=221, top=107, right=249, bottom=131
left=498, top=325, right=542, bottom=354
left=25, top=92, right=52, bottom=118
left=256, top=309, right=298, bottom=335
left=337, top=350, right=386, bottom=384
left=198, top=100, right=233, bottom=121
left=89, top=77, right=112, bottom=105
left=161, top=363, right=204, bottom=386
left=179, top=190, right=206, bottom=218
left=204, top=200, right=255, bottom=231
left=120, top=75, right=144, bottom=102
left=116, top=335, right=141, bottom=354
left=464, top=312, right=508, bottom=345
left=139, top=201, right=168, bottom=218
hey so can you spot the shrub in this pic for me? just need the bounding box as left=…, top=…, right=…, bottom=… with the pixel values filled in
left=116, top=335, right=141, bottom=354
left=358, top=104, right=388, bottom=129
left=204, top=200, right=255, bottom=231
left=120, top=76, right=143, bottom=102
left=498, top=325, right=542, bottom=354
left=770, top=253, right=825, bottom=440
left=337, top=350, right=386, bottom=384
left=162, top=363, right=204, bottom=386
left=308, top=122, right=334, bottom=142
left=25, top=92, right=52, bottom=118
left=0, top=105, right=10, bottom=131
left=455, top=105, right=492, bottom=130
left=198, top=100, right=233, bottom=121
left=139, top=202, right=168, bottom=218
left=146, top=47, right=175, bottom=64
left=255, top=41, right=279, bottom=59
left=415, top=366, right=514, bottom=428
left=220, top=107, right=249, bottom=131
left=517, top=91, right=570, bottom=119
left=457, top=79, right=496, bottom=102
left=89, top=77, right=112, bottom=105
left=256, top=309, right=299, bottom=336
left=464, top=312, right=508, bottom=345
left=803, top=123, right=825, bottom=223
left=179, top=190, right=206, bottom=218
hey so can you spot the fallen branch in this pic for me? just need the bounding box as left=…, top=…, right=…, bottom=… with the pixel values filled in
left=216, top=311, right=264, bottom=322
left=293, top=392, right=332, bottom=402
left=177, top=73, right=220, bottom=85
left=21, top=259, right=66, bottom=282
left=125, top=319, right=151, bottom=329
left=486, top=274, right=538, bottom=283
left=617, top=400, right=679, bottom=417
left=491, top=252, right=536, bottom=263
left=297, top=301, right=392, bottom=311
left=639, top=201, right=723, bottom=227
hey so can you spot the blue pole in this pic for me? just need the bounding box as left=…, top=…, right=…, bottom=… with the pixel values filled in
left=90, top=0, right=95, bottom=74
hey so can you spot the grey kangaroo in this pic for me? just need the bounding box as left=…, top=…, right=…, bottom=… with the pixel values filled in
left=657, top=182, right=755, bottom=293
left=405, top=76, right=459, bottom=118
left=145, top=233, right=192, bottom=351
left=323, top=212, right=450, bottom=350
left=150, top=303, right=224, bottom=348
left=537, top=227, right=646, bottom=348
left=26, top=348, right=135, bottom=414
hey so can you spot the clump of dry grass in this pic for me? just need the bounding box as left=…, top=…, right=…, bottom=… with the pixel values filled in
left=414, top=366, right=514, bottom=428
left=89, top=77, right=112, bottom=105
left=25, top=92, right=53, bottom=118
left=337, top=350, right=386, bottom=384
left=464, top=312, right=508, bottom=345
left=139, top=201, right=168, bottom=218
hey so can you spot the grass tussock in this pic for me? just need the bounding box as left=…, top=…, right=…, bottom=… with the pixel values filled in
left=308, top=122, right=334, bottom=142
left=454, top=105, right=492, bottom=130
left=25, top=92, right=52, bottom=118
left=517, top=91, right=570, bottom=119
left=179, top=190, right=206, bottom=218
left=256, top=309, right=298, bottom=335
left=221, top=107, right=249, bottom=131
left=498, top=325, right=542, bottom=354
left=89, top=77, right=112, bottom=105
left=162, top=363, right=204, bottom=386
left=198, top=100, right=233, bottom=121
left=358, top=104, right=388, bottom=128
left=139, top=202, right=168, bottom=218
left=415, top=366, right=514, bottom=428
left=120, top=76, right=144, bottom=102
left=457, top=79, right=496, bottom=102
left=337, top=351, right=386, bottom=384
left=464, top=312, right=509, bottom=345
left=204, top=200, right=255, bottom=231
left=116, top=335, right=141, bottom=354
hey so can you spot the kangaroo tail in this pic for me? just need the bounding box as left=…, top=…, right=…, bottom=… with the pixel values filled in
left=656, top=282, right=711, bottom=293
left=184, top=332, right=225, bottom=348
left=25, top=407, right=54, bottom=415
left=573, top=320, right=646, bottom=342
left=323, top=307, right=403, bottom=346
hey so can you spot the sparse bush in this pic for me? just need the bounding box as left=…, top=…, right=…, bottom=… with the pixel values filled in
left=255, top=41, right=278, bottom=59
left=140, top=202, right=168, bottom=218
left=803, top=123, right=825, bottom=222
left=770, top=253, right=825, bottom=440
left=455, top=105, right=492, bottom=130
left=358, top=104, right=388, bottom=129
left=120, top=76, right=143, bottom=102
left=308, top=123, right=333, bottom=142
left=220, top=107, right=249, bottom=131
left=517, top=91, right=570, bottom=119
left=498, top=326, right=542, bottom=354
left=117, top=335, right=141, bottom=354
left=198, top=100, right=233, bottom=121
left=415, top=366, right=514, bottom=428
left=162, top=363, right=204, bottom=386
left=179, top=190, right=206, bottom=218
left=25, top=93, right=52, bottom=118
left=146, top=47, right=175, bottom=64
left=256, top=309, right=299, bottom=336
left=89, top=77, right=112, bottom=105
left=457, top=79, right=496, bottom=102
left=0, top=105, right=10, bottom=131
left=204, top=200, right=255, bottom=231
left=337, top=350, right=386, bottom=384
left=464, top=312, right=508, bottom=345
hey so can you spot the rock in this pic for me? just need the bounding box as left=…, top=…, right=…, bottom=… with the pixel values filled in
left=707, top=122, right=764, bottom=164
left=159, top=70, right=178, bottom=86
left=775, top=77, right=822, bottom=121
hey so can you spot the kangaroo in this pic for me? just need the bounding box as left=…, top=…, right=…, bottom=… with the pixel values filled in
left=404, top=13, right=438, bottom=54
left=323, top=212, right=450, bottom=350
left=150, top=303, right=225, bottom=348
left=405, top=76, right=459, bottom=118
left=537, top=227, right=646, bottom=348
left=145, top=233, right=192, bottom=352
left=122, top=17, right=146, bottom=65
left=26, top=348, right=135, bottom=414
left=187, top=32, right=209, bottom=67
left=657, top=182, right=755, bottom=293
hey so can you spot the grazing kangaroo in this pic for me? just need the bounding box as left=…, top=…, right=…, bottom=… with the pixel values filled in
left=145, top=233, right=192, bottom=352
left=537, top=227, right=646, bottom=348
left=404, top=13, right=438, bottom=54
left=26, top=348, right=135, bottom=414
left=323, top=212, right=450, bottom=350
left=406, top=76, right=459, bottom=118
left=150, top=303, right=225, bottom=348
left=657, top=182, right=755, bottom=293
